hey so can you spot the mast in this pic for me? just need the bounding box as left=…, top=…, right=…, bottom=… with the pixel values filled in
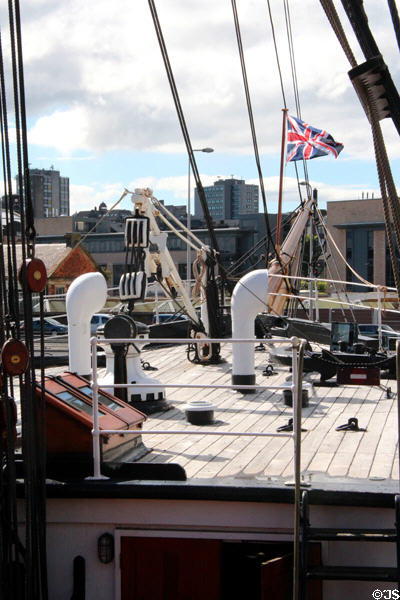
left=267, top=198, right=313, bottom=317
left=276, top=108, right=288, bottom=252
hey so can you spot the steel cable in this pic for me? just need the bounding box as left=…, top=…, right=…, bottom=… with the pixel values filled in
left=231, top=0, right=275, bottom=262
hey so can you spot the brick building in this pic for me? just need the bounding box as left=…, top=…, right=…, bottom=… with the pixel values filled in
left=16, top=243, right=100, bottom=296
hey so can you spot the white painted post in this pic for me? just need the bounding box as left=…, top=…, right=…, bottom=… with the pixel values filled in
left=89, top=337, right=104, bottom=480
left=314, top=280, right=320, bottom=322
left=377, top=287, right=383, bottom=352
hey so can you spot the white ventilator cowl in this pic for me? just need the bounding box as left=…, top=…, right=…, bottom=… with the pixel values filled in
left=231, top=269, right=268, bottom=385
left=66, top=272, right=107, bottom=375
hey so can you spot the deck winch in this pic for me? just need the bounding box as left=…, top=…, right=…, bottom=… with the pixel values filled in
left=98, top=314, right=168, bottom=415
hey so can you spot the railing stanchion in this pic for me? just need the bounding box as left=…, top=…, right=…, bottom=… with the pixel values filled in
left=377, top=287, right=383, bottom=352
left=397, top=340, right=400, bottom=483
left=292, top=337, right=305, bottom=600
left=89, top=336, right=106, bottom=480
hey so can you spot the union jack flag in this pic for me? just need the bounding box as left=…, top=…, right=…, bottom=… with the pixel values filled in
left=286, top=115, right=343, bottom=162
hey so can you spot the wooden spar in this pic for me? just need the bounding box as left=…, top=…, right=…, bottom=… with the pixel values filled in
left=267, top=197, right=313, bottom=316
left=276, top=108, right=288, bottom=252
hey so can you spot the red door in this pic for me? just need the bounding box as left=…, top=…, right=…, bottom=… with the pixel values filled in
left=261, top=554, right=292, bottom=599
left=121, top=537, right=221, bottom=600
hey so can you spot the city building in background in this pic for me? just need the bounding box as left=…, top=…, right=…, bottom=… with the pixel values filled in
left=18, top=167, right=70, bottom=218
left=326, top=196, right=393, bottom=291
left=158, top=201, right=187, bottom=222
left=194, top=178, right=258, bottom=221
left=73, top=202, right=131, bottom=234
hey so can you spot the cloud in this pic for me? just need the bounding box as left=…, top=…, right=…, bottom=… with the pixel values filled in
left=70, top=173, right=383, bottom=216
left=70, top=182, right=125, bottom=213
left=28, top=108, right=89, bottom=154
left=9, top=0, right=397, bottom=162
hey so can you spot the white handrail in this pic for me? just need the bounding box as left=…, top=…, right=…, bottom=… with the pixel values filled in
left=88, top=334, right=304, bottom=591
left=88, top=335, right=303, bottom=483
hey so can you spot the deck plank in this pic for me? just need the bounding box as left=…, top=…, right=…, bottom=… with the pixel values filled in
left=132, top=344, right=400, bottom=485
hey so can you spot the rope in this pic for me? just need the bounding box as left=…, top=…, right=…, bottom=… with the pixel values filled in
left=319, top=0, right=400, bottom=298
left=153, top=209, right=202, bottom=252
left=266, top=0, right=287, bottom=109
left=227, top=208, right=302, bottom=277
left=319, top=0, right=357, bottom=68
left=312, top=209, right=353, bottom=322
left=192, top=254, right=207, bottom=299
left=151, top=196, right=204, bottom=249
left=315, top=205, right=375, bottom=288
left=283, top=0, right=309, bottom=184
left=148, top=0, right=219, bottom=256
left=2, top=3, right=48, bottom=598
left=231, top=0, right=275, bottom=261
left=73, top=189, right=128, bottom=251
left=388, top=0, right=400, bottom=54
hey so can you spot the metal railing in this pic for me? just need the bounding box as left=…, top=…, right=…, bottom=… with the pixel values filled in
left=89, top=334, right=306, bottom=599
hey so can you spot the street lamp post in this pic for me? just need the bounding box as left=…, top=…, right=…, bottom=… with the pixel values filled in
left=187, top=147, right=214, bottom=292
left=300, top=182, right=318, bottom=322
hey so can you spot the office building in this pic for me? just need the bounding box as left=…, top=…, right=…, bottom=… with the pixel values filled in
left=194, top=178, right=259, bottom=221
left=326, top=196, right=396, bottom=290
left=20, top=167, right=70, bottom=218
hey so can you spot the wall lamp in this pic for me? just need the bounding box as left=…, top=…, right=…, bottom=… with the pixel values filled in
left=98, top=533, right=114, bottom=564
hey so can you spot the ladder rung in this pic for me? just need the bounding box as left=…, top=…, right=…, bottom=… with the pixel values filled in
left=307, top=566, right=399, bottom=581
left=305, top=527, right=397, bottom=542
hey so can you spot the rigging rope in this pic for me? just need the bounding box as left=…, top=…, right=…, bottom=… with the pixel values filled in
left=266, top=0, right=287, bottom=109
left=1, top=2, right=48, bottom=598
left=315, top=204, right=376, bottom=288
left=388, top=0, right=400, bottom=54
left=320, top=0, right=400, bottom=298
left=313, top=209, right=355, bottom=322
left=283, top=0, right=310, bottom=185
left=148, top=0, right=219, bottom=256
left=231, top=0, right=275, bottom=262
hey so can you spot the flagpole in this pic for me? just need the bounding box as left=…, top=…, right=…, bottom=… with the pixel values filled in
left=276, top=108, right=288, bottom=252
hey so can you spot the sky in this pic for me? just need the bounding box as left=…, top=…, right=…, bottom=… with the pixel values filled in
left=2, top=0, right=400, bottom=215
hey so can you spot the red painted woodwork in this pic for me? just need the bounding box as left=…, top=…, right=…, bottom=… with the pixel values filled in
left=120, top=537, right=221, bottom=600
left=57, top=372, right=146, bottom=427
left=36, top=376, right=146, bottom=458
left=261, top=553, right=292, bottom=599
left=337, top=366, right=380, bottom=386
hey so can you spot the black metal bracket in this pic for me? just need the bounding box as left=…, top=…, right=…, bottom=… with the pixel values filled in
left=277, top=418, right=307, bottom=432
left=336, top=417, right=366, bottom=432
left=262, top=364, right=275, bottom=377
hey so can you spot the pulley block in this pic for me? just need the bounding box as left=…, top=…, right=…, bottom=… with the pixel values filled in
left=18, top=258, right=47, bottom=293
left=1, top=339, right=29, bottom=376
left=119, top=271, right=147, bottom=300
left=125, top=211, right=150, bottom=248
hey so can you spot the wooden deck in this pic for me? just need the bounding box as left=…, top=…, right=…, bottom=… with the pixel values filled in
left=134, top=342, right=399, bottom=484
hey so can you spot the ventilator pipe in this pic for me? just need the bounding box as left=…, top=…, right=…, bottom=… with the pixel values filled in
left=231, top=269, right=269, bottom=393
left=66, top=272, right=107, bottom=375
